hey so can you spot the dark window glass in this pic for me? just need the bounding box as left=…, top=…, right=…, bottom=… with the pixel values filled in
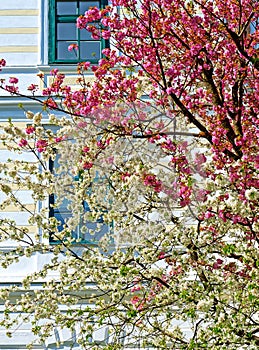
left=57, top=41, right=78, bottom=60
left=57, top=23, right=77, bottom=40
left=57, top=1, right=77, bottom=15
left=79, top=1, right=99, bottom=13
left=81, top=41, right=101, bottom=59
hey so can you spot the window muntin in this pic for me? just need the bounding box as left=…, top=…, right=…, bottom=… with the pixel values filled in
left=49, top=0, right=108, bottom=64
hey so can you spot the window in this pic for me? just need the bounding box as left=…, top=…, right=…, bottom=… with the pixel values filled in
left=250, top=19, right=259, bottom=35
left=48, top=0, right=109, bottom=64
left=250, top=19, right=259, bottom=49
left=49, top=155, right=111, bottom=245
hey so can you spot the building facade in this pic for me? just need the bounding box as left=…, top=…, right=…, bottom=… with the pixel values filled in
left=0, top=1, right=202, bottom=349
left=0, top=1, right=109, bottom=348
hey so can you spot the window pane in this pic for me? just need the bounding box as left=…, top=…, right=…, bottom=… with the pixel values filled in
left=57, top=41, right=78, bottom=60
left=57, top=1, right=77, bottom=15
left=57, top=22, right=77, bottom=40
left=80, top=28, right=94, bottom=40
left=54, top=206, right=109, bottom=243
left=250, top=21, right=259, bottom=48
left=250, top=20, right=259, bottom=34
left=82, top=222, right=109, bottom=242
left=81, top=41, right=101, bottom=59
left=54, top=210, right=71, bottom=231
left=80, top=23, right=99, bottom=40
left=79, top=1, right=100, bottom=14
left=54, top=197, right=71, bottom=211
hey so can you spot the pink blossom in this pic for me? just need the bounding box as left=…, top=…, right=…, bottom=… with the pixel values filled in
left=18, top=139, right=28, bottom=147
left=143, top=174, right=162, bottom=192
left=194, top=153, right=207, bottom=165
left=169, top=265, right=183, bottom=276
left=9, top=77, right=18, bottom=84
left=121, top=172, right=131, bottom=181
left=218, top=210, right=226, bottom=222
left=102, top=30, right=111, bottom=39
left=131, top=285, right=141, bottom=292
left=27, top=84, right=38, bottom=92
left=212, top=136, right=220, bottom=145
left=83, top=162, right=93, bottom=170
left=213, top=259, right=223, bottom=270
left=83, top=62, right=91, bottom=69
left=97, top=140, right=105, bottom=149
left=25, top=126, right=35, bottom=135
left=158, top=252, right=165, bottom=260
left=178, top=141, right=188, bottom=152
left=5, top=85, right=18, bottom=94
left=130, top=295, right=140, bottom=305
left=82, top=146, right=90, bottom=153
left=205, top=211, right=215, bottom=219
left=68, top=44, right=78, bottom=52
left=36, top=139, right=48, bottom=153
left=195, top=189, right=209, bottom=202
left=0, top=58, right=6, bottom=70
left=179, top=185, right=190, bottom=197
left=179, top=198, right=191, bottom=207
left=77, top=121, right=87, bottom=129
left=90, top=30, right=101, bottom=40
left=105, top=156, right=114, bottom=164
left=102, top=48, right=110, bottom=56
left=50, top=68, right=59, bottom=76
left=45, top=98, right=58, bottom=109
left=161, top=139, right=176, bottom=152
left=166, top=87, right=174, bottom=94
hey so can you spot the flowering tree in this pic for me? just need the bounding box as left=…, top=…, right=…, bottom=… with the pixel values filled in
left=0, top=0, right=259, bottom=348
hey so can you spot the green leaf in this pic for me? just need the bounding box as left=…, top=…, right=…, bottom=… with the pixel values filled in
left=127, top=309, right=137, bottom=318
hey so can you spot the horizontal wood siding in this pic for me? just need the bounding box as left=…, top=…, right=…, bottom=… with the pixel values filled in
left=0, top=2, right=40, bottom=65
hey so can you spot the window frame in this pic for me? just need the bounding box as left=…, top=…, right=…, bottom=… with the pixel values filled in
left=48, top=0, right=109, bottom=64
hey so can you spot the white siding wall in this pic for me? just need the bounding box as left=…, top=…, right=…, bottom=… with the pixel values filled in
left=0, top=1, right=139, bottom=349
left=0, top=1, right=40, bottom=66
left=0, top=7, right=51, bottom=334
